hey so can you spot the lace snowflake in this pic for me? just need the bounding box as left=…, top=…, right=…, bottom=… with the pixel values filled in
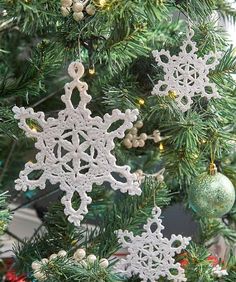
left=13, top=61, right=141, bottom=226
left=116, top=207, right=191, bottom=282
left=152, top=28, right=222, bottom=112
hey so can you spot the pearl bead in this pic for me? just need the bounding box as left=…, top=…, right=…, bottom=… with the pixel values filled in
left=126, top=133, right=133, bottom=140
left=153, top=130, right=160, bottom=136
left=85, top=4, right=96, bottom=16
left=31, top=261, right=41, bottom=270
left=72, top=2, right=84, bottom=12
left=156, top=174, right=164, bottom=182
left=134, top=121, right=143, bottom=129
left=87, top=254, right=97, bottom=264
left=41, top=258, right=48, bottom=264
left=135, top=169, right=143, bottom=176
left=140, top=133, right=148, bottom=141
left=61, top=0, right=73, bottom=7
left=49, top=254, right=57, bottom=260
left=80, top=260, right=87, bottom=268
left=34, top=270, right=46, bottom=280
left=130, top=127, right=138, bottom=135
left=73, top=12, right=84, bottom=21
left=123, top=138, right=132, bottom=149
left=138, top=140, right=145, bottom=147
left=99, top=258, right=109, bottom=268
left=61, top=6, right=70, bottom=17
left=132, top=139, right=139, bottom=148
left=58, top=250, right=67, bottom=257
left=153, top=135, right=161, bottom=143
left=73, top=248, right=86, bottom=261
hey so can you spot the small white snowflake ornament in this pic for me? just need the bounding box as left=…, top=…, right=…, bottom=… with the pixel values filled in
left=116, top=206, right=191, bottom=282
left=152, top=28, right=222, bottom=112
left=212, top=265, right=228, bottom=278
left=13, top=61, right=141, bottom=226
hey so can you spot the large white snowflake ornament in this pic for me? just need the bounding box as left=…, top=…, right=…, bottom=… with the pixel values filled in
left=13, top=61, right=141, bottom=226
left=116, top=207, right=191, bottom=282
left=152, top=28, right=222, bottom=112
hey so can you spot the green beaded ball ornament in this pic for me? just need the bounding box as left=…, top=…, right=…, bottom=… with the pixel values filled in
left=189, top=170, right=235, bottom=218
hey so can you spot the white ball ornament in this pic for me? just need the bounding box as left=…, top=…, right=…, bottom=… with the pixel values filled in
left=58, top=250, right=67, bottom=257
left=49, top=253, right=57, bottom=260
left=87, top=254, right=97, bottom=264
left=61, top=0, right=73, bottom=7
left=73, top=248, right=86, bottom=261
left=73, top=12, right=84, bottom=21
left=72, top=2, right=84, bottom=12
left=85, top=4, right=96, bottom=16
left=41, top=258, right=48, bottom=265
left=61, top=6, right=71, bottom=17
left=99, top=258, right=109, bottom=269
left=31, top=261, right=41, bottom=270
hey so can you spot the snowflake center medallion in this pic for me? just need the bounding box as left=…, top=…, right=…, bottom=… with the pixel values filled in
left=13, top=61, right=141, bottom=226
left=116, top=207, right=191, bottom=282
left=152, top=28, right=222, bottom=112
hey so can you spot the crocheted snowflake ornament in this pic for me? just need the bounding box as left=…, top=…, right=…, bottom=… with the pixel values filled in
left=13, top=61, right=141, bottom=226
left=116, top=207, right=191, bottom=282
left=152, top=28, right=222, bottom=112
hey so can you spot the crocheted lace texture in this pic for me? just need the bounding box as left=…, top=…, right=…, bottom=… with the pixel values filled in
left=116, top=206, right=191, bottom=282
left=152, top=28, right=221, bottom=112
left=13, top=62, right=141, bottom=226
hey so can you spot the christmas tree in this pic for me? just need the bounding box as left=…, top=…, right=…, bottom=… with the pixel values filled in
left=0, top=0, right=236, bottom=281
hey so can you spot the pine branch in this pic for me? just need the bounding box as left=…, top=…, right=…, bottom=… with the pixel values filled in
left=216, top=0, right=236, bottom=24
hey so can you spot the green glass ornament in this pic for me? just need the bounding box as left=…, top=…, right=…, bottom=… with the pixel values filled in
left=189, top=165, right=235, bottom=218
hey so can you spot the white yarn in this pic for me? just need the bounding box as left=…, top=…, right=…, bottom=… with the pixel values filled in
left=13, top=61, right=141, bottom=226
left=152, top=28, right=222, bottom=112
left=116, top=206, right=191, bottom=282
